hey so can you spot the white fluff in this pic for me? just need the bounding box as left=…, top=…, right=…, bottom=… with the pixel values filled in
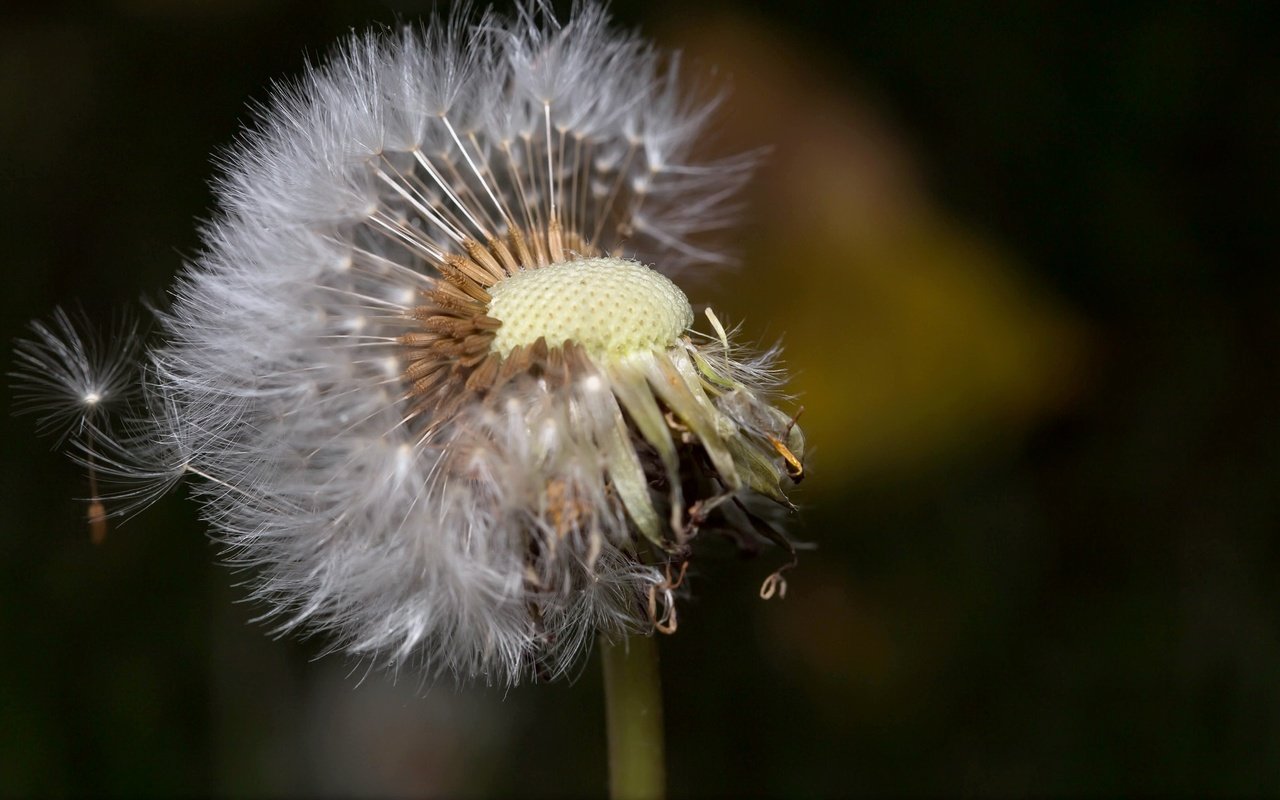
left=12, top=1, right=805, bottom=685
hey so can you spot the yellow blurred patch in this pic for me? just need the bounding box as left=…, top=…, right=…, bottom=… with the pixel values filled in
left=675, top=13, right=1089, bottom=487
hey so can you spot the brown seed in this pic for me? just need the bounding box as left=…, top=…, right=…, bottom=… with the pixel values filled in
left=412, top=369, right=450, bottom=395
left=488, top=235, right=518, bottom=273
left=444, top=253, right=497, bottom=289
left=405, top=358, right=445, bottom=381
left=438, top=260, right=492, bottom=302
left=462, top=333, right=494, bottom=354
left=509, top=227, right=534, bottom=269
left=463, top=238, right=507, bottom=282
left=422, top=316, right=468, bottom=335
left=546, top=345, right=565, bottom=373
left=465, top=353, right=501, bottom=392
left=429, top=339, right=468, bottom=357
left=419, top=293, right=479, bottom=316
left=530, top=336, right=549, bottom=362
left=427, top=283, right=485, bottom=313
left=498, top=344, right=530, bottom=383
left=399, top=332, right=444, bottom=347
left=547, top=217, right=565, bottom=264
left=87, top=500, right=107, bottom=545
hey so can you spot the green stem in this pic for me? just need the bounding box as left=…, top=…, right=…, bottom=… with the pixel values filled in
left=600, top=632, right=666, bottom=800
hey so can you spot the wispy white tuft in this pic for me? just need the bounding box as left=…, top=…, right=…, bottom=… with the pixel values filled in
left=10, top=308, right=140, bottom=442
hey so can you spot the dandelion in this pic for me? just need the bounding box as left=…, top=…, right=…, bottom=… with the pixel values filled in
left=13, top=2, right=805, bottom=693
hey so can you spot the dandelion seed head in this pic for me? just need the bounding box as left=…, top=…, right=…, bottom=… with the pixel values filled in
left=11, top=1, right=808, bottom=686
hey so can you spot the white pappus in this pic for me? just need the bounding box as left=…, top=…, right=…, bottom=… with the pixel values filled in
left=12, top=1, right=807, bottom=685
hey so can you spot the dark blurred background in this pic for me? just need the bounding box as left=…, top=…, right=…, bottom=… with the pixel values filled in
left=2, top=0, right=1278, bottom=796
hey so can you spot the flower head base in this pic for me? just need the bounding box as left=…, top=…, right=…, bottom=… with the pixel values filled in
left=486, top=257, right=693, bottom=358
left=12, top=2, right=806, bottom=684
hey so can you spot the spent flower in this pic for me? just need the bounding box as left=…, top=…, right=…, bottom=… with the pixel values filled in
left=13, top=1, right=806, bottom=684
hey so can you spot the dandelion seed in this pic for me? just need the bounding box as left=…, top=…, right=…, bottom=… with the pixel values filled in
left=11, top=1, right=806, bottom=685
left=10, top=308, right=144, bottom=543
left=10, top=308, right=138, bottom=442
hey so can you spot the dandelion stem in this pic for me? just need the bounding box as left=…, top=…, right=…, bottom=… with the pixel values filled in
left=601, top=632, right=666, bottom=800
